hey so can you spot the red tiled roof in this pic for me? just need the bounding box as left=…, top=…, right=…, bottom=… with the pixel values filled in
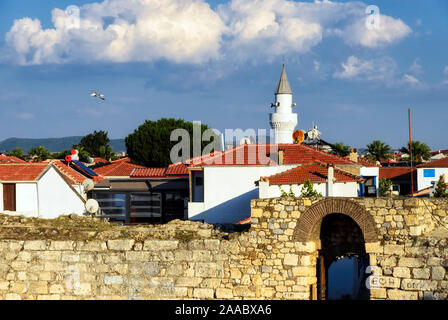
left=185, top=144, right=362, bottom=167
left=379, top=167, right=414, bottom=180
left=280, top=144, right=360, bottom=166
left=262, top=162, right=364, bottom=185
left=417, top=157, right=448, bottom=168
left=131, top=168, right=167, bottom=178
left=51, top=160, right=101, bottom=184
left=350, top=156, right=380, bottom=167
left=430, top=149, right=448, bottom=155
left=0, top=156, right=27, bottom=164
left=185, top=144, right=276, bottom=167
left=93, top=157, right=108, bottom=164
left=0, top=163, right=48, bottom=181
left=166, top=162, right=189, bottom=175
left=93, top=159, right=145, bottom=177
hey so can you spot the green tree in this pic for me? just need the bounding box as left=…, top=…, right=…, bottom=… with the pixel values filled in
left=51, top=149, right=71, bottom=160
left=399, top=141, right=431, bottom=162
left=331, top=142, right=351, bottom=157
left=7, top=148, right=26, bottom=160
left=125, top=118, right=219, bottom=167
left=28, top=145, right=51, bottom=162
left=366, top=140, right=391, bottom=162
left=379, top=178, right=393, bottom=196
left=77, top=130, right=113, bottom=160
left=433, top=175, right=448, bottom=198
left=300, top=179, right=322, bottom=197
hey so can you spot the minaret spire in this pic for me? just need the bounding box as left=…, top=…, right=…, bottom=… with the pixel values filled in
left=269, top=63, right=298, bottom=144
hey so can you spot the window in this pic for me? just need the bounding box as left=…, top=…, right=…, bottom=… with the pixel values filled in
left=195, top=177, right=203, bottom=186
left=423, top=169, right=435, bottom=178
left=93, top=192, right=126, bottom=222
left=130, top=193, right=161, bottom=223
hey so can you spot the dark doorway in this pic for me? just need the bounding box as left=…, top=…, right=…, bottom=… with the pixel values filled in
left=317, top=213, right=370, bottom=300
left=3, top=183, right=16, bottom=211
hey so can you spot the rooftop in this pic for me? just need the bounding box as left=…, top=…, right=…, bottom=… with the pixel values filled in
left=261, top=161, right=364, bottom=185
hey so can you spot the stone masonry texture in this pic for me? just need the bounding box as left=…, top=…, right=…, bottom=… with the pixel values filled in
left=0, top=197, right=447, bottom=300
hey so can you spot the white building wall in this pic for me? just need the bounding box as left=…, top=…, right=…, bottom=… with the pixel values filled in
left=188, top=165, right=294, bottom=224
left=417, top=167, right=448, bottom=191
left=16, top=183, right=39, bottom=217
left=37, top=166, right=86, bottom=219
left=0, top=183, right=3, bottom=211
left=261, top=182, right=358, bottom=199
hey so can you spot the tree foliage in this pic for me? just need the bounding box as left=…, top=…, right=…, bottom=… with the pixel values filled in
left=399, top=141, right=431, bottom=162
left=379, top=178, right=393, bottom=196
left=77, top=130, right=113, bottom=160
left=331, top=142, right=351, bottom=157
left=300, top=179, right=322, bottom=197
left=366, top=140, right=391, bottom=162
left=125, top=118, right=219, bottom=167
left=6, top=148, right=26, bottom=160
left=28, top=145, right=51, bottom=162
left=433, top=175, right=448, bottom=198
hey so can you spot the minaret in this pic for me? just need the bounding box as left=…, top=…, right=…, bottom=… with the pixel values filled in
left=269, top=64, right=298, bottom=144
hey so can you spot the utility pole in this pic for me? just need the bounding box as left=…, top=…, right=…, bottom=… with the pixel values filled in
left=408, top=108, right=414, bottom=196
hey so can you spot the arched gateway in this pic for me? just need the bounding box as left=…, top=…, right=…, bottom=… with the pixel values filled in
left=293, top=198, right=379, bottom=243
left=292, top=198, right=379, bottom=300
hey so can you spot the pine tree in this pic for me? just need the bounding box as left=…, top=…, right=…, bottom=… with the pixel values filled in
left=433, top=175, right=448, bottom=198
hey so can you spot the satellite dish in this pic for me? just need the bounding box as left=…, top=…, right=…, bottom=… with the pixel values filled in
left=239, top=137, right=251, bottom=145
left=292, top=130, right=305, bottom=144
left=85, top=198, right=99, bottom=214
left=65, top=155, right=72, bottom=162
left=87, top=156, right=94, bottom=164
left=82, top=179, right=95, bottom=191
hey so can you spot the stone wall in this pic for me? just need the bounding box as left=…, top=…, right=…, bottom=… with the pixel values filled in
left=251, top=197, right=448, bottom=300
left=0, top=197, right=447, bottom=300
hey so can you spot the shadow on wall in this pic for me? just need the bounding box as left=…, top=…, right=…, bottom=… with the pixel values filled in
left=191, top=189, right=259, bottom=224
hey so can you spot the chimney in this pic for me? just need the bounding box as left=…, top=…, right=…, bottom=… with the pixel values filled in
left=349, top=148, right=358, bottom=163
left=328, top=165, right=334, bottom=196
left=278, top=149, right=284, bottom=165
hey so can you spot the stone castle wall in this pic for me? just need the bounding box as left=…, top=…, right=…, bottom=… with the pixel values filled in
left=0, top=197, right=447, bottom=300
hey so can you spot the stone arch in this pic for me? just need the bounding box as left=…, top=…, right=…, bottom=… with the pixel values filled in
left=293, top=198, right=378, bottom=243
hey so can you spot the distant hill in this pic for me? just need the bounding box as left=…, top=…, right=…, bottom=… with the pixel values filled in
left=0, top=137, right=126, bottom=153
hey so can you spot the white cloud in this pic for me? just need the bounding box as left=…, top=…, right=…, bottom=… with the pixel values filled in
left=334, top=55, right=427, bottom=89
left=402, top=74, right=420, bottom=85
left=2, top=0, right=412, bottom=65
left=333, top=55, right=397, bottom=82
left=408, top=58, right=423, bottom=75
left=16, top=112, right=34, bottom=120
left=337, top=14, right=411, bottom=48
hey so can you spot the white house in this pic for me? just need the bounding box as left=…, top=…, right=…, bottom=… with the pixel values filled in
left=416, top=157, right=448, bottom=192
left=258, top=162, right=364, bottom=198
left=0, top=163, right=86, bottom=218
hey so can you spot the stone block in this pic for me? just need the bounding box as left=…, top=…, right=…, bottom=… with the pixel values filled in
left=24, top=241, right=47, bottom=251
left=365, top=242, right=382, bottom=253
left=401, top=279, right=437, bottom=291
left=412, top=268, right=430, bottom=279
left=398, top=257, right=424, bottom=268
left=387, top=289, right=418, bottom=300
left=384, top=245, right=404, bottom=255
left=393, top=267, right=410, bottom=278
left=49, top=241, right=74, bottom=250
left=431, top=266, right=446, bottom=281
left=193, top=288, right=214, bottom=299
left=284, top=254, right=298, bottom=266
left=107, top=240, right=134, bottom=251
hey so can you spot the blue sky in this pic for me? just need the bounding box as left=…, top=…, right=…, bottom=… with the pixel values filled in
left=0, top=0, right=447, bottom=150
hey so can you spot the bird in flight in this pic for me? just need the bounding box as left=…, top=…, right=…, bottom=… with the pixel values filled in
left=90, top=90, right=105, bottom=100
